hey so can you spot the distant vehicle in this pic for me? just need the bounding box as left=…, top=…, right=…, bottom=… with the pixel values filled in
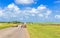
left=21, top=23, right=27, bottom=28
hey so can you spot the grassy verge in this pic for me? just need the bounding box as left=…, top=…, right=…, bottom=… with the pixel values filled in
left=0, top=23, right=18, bottom=29
left=27, top=23, right=60, bottom=38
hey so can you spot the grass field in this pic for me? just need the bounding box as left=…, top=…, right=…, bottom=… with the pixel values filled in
left=0, top=23, right=18, bottom=29
left=27, top=23, right=60, bottom=38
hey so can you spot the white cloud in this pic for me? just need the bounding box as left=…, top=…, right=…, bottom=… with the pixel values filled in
left=6, top=3, right=21, bottom=17
left=0, top=3, right=21, bottom=18
left=7, top=3, right=15, bottom=9
left=38, top=14, right=44, bottom=17
left=37, top=5, right=52, bottom=18
left=55, top=15, right=60, bottom=19
left=31, top=8, right=37, bottom=13
left=0, top=3, right=52, bottom=20
left=37, top=5, right=47, bottom=10
left=45, top=10, right=52, bottom=18
left=0, top=10, right=4, bottom=17
left=7, top=3, right=20, bottom=11
left=29, top=8, right=38, bottom=13
left=15, top=0, right=35, bottom=4
left=23, top=5, right=52, bottom=17
left=46, top=10, right=52, bottom=15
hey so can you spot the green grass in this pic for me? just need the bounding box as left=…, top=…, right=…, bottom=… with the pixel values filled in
left=0, top=23, right=18, bottom=29
left=27, top=23, right=60, bottom=38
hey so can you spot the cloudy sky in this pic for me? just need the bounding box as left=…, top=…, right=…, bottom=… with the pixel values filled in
left=0, top=0, right=60, bottom=22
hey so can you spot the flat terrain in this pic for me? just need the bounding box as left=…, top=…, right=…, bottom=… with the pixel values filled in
left=0, top=23, right=17, bottom=29
left=0, top=24, right=30, bottom=38
left=27, top=23, right=60, bottom=38
left=0, top=23, right=60, bottom=38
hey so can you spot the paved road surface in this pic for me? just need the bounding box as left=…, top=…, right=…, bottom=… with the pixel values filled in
left=0, top=25, right=30, bottom=38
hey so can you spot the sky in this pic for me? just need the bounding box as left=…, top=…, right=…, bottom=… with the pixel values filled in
left=0, top=0, right=60, bottom=22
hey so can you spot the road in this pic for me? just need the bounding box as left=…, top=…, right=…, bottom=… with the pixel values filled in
left=0, top=25, right=30, bottom=38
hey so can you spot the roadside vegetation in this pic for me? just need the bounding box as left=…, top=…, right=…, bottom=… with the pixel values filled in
left=27, top=23, right=60, bottom=38
left=0, top=21, right=21, bottom=29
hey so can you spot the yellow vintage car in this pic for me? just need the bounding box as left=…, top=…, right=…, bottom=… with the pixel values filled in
left=21, top=23, right=27, bottom=28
